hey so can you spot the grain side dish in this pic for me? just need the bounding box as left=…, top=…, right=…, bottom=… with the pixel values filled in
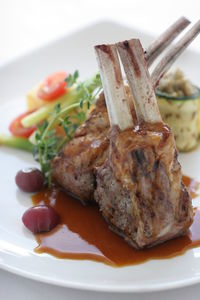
left=157, top=69, right=200, bottom=152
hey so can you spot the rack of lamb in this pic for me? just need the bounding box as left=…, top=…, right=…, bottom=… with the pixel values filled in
left=52, top=18, right=200, bottom=205
left=94, top=38, right=194, bottom=248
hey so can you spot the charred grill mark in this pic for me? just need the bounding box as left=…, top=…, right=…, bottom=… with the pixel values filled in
left=122, top=40, right=141, bottom=77
left=130, top=149, right=151, bottom=183
left=113, top=66, right=123, bottom=87
left=153, top=160, right=160, bottom=171
left=95, top=44, right=111, bottom=55
left=130, top=171, right=137, bottom=183
left=174, top=149, right=178, bottom=160
left=123, top=40, right=129, bottom=48
left=155, top=188, right=165, bottom=202
left=131, top=149, right=145, bottom=165
left=93, top=176, right=97, bottom=190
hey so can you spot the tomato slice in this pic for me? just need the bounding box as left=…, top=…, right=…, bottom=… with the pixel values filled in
left=38, top=71, right=68, bottom=101
left=9, top=111, right=37, bottom=138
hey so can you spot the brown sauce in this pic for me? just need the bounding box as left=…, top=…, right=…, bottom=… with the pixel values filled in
left=32, top=175, right=200, bottom=267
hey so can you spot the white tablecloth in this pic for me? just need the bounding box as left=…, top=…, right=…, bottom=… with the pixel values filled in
left=1, top=0, right=200, bottom=299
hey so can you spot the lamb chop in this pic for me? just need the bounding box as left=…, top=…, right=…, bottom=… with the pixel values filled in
left=52, top=17, right=199, bottom=204
left=94, top=38, right=194, bottom=249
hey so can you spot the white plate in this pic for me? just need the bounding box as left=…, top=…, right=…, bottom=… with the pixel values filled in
left=0, top=21, right=200, bottom=293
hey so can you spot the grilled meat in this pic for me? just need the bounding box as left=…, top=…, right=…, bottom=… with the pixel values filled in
left=52, top=17, right=194, bottom=203
left=94, top=123, right=193, bottom=248
left=52, top=92, right=109, bottom=202
left=52, top=18, right=200, bottom=209
left=94, top=37, right=195, bottom=248
left=52, top=86, right=135, bottom=202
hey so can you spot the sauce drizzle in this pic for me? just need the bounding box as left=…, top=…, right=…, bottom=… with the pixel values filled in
left=33, top=175, right=200, bottom=267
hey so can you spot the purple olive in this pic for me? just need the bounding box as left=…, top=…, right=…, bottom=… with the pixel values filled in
left=15, top=168, right=44, bottom=193
left=22, top=205, right=60, bottom=234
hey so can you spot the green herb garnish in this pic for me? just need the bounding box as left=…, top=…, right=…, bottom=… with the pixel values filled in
left=32, top=72, right=102, bottom=186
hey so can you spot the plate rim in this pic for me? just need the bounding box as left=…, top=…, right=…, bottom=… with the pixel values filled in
left=0, top=18, right=156, bottom=70
left=1, top=259, right=200, bottom=293
left=1, top=20, right=200, bottom=293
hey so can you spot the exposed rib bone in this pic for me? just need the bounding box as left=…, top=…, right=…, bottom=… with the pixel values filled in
left=95, top=19, right=197, bottom=127
left=151, top=20, right=200, bottom=86
left=117, top=39, right=162, bottom=124
left=95, top=44, right=133, bottom=130
left=146, top=16, right=190, bottom=67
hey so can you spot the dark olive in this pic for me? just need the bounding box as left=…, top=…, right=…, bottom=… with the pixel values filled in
left=22, top=205, right=60, bottom=234
left=15, top=168, right=44, bottom=193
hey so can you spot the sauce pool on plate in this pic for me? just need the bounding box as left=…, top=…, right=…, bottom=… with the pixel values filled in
left=32, top=175, right=200, bottom=267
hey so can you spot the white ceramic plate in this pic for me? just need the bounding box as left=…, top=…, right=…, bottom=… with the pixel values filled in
left=0, top=21, right=200, bottom=293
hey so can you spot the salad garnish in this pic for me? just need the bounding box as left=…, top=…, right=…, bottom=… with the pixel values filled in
left=0, top=70, right=102, bottom=186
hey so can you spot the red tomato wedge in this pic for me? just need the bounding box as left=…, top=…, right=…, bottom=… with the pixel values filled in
left=9, top=111, right=37, bottom=138
left=38, top=71, right=68, bottom=101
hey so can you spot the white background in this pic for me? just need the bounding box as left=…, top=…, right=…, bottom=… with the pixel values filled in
left=0, top=0, right=200, bottom=64
left=0, top=0, right=200, bottom=299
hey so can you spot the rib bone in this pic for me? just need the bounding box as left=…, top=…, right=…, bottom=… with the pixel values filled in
left=95, top=44, right=133, bottom=130
left=151, top=20, right=200, bottom=86
left=91, top=17, right=191, bottom=129
left=146, top=16, right=190, bottom=67
left=117, top=39, right=162, bottom=124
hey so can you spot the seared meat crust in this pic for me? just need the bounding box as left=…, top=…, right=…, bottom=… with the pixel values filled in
left=52, top=92, right=110, bottom=202
left=52, top=87, right=135, bottom=203
left=94, top=124, right=193, bottom=248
